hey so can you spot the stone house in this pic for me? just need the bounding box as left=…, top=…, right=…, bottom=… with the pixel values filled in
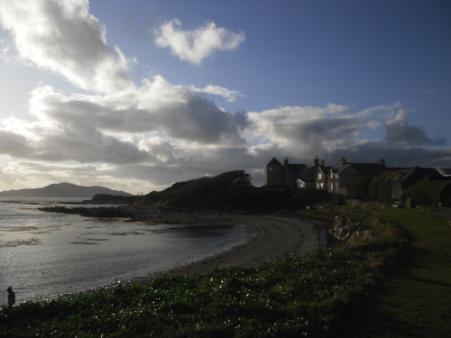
left=266, top=157, right=311, bottom=189
left=265, top=157, right=451, bottom=202
left=265, top=157, right=386, bottom=198
left=266, top=157, right=336, bottom=191
left=336, top=158, right=386, bottom=198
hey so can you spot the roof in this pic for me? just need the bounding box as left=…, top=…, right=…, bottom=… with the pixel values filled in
left=298, top=166, right=317, bottom=182
left=267, top=157, right=282, bottom=166
left=339, top=162, right=385, bottom=176
left=435, top=168, right=451, bottom=177
left=286, top=163, right=309, bottom=178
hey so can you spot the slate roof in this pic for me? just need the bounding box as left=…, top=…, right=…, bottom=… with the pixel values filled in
left=267, top=158, right=282, bottom=166
left=338, top=163, right=385, bottom=176
left=286, top=163, right=310, bottom=179
left=297, top=166, right=317, bottom=182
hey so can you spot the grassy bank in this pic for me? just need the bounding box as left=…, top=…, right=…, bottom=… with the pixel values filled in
left=345, top=208, right=451, bottom=337
left=0, top=211, right=405, bottom=338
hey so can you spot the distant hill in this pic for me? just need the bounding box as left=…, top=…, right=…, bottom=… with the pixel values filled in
left=0, top=183, right=132, bottom=198
left=134, top=170, right=332, bottom=212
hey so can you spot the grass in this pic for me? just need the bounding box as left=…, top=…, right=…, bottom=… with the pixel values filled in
left=3, top=205, right=449, bottom=337
left=345, top=208, right=451, bottom=337
left=0, top=216, right=404, bottom=338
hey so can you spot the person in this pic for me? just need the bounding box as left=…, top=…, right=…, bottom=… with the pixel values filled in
left=7, top=287, right=15, bottom=308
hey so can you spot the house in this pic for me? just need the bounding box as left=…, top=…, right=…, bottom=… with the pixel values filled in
left=310, top=158, right=333, bottom=191
left=334, top=158, right=386, bottom=198
left=266, top=157, right=336, bottom=191
left=266, top=157, right=310, bottom=189
left=266, top=157, right=451, bottom=204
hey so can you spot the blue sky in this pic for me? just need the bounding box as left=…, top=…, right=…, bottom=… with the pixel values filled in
left=0, top=0, right=450, bottom=192
left=91, top=0, right=451, bottom=135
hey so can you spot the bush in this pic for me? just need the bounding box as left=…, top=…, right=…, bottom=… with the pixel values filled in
left=135, top=170, right=331, bottom=212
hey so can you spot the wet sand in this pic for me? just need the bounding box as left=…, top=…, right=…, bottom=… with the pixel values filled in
left=143, top=214, right=320, bottom=276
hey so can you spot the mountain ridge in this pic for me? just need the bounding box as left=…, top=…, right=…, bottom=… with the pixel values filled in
left=0, top=182, right=132, bottom=198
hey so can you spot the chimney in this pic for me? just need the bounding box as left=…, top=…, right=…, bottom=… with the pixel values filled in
left=284, top=157, right=289, bottom=165
left=378, top=158, right=385, bottom=167
left=314, top=157, right=319, bottom=167
left=340, top=157, right=347, bottom=166
left=320, top=160, right=325, bottom=169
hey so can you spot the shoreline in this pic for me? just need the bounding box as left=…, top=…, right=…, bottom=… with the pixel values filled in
left=5, top=212, right=321, bottom=304
left=137, top=213, right=320, bottom=278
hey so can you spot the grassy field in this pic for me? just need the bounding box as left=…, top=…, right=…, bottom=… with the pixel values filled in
left=346, top=208, right=451, bottom=337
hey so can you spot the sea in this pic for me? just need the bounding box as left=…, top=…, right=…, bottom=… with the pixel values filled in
left=0, top=198, right=246, bottom=305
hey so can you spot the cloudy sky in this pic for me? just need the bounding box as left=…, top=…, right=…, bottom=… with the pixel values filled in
left=0, top=0, right=450, bottom=193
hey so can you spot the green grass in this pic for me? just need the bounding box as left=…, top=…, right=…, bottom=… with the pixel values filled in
left=4, top=206, right=448, bottom=337
left=0, top=225, right=403, bottom=338
left=345, top=208, right=451, bottom=337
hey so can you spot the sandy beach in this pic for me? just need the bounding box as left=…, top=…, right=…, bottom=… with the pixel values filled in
left=145, top=213, right=321, bottom=275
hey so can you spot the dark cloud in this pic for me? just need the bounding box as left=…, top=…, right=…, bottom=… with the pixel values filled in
left=34, top=82, right=247, bottom=145
left=386, top=109, right=446, bottom=146
left=0, top=127, right=149, bottom=164
left=0, top=130, right=35, bottom=158
left=332, top=142, right=451, bottom=169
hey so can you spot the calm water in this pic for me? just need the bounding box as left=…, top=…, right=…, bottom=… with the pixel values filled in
left=0, top=198, right=246, bottom=305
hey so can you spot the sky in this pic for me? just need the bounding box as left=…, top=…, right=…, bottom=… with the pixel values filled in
left=0, top=0, right=450, bottom=193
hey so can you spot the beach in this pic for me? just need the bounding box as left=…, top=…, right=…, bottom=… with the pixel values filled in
left=141, top=213, right=320, bottom=276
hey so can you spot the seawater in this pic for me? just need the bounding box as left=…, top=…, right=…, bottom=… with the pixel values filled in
left=0, top=198, right=246, bottom=305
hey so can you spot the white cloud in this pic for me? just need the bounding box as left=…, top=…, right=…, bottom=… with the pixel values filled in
left=154, top=19, right=245, bottom=64
left=0, top=0, right=450, bottom=192
left=247, top=104, right=367, bottom=155
left=189, top=84, right=243, bottom=102
left=0, top=0, right=133, bottom=92
left=27, top=77, right=247, bottom=145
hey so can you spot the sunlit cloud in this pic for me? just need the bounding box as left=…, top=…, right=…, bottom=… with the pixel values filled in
left=154, top=18, right=245, bottom=64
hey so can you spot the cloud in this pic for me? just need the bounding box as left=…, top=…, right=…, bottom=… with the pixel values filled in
left=0, top=0, right=450, bottom=193
left=28, top=77, right=247, bottom=145
left=154, top=19, right=245, bottom=64
left=385, top=109, right=446, bottom=146
left=335, top=142, right=451, bottom=168
left=247, top=104, right=372, bottom=156
left=189, top=84, right=243, bottom=102
left=0, top=0, right=133, bottom=92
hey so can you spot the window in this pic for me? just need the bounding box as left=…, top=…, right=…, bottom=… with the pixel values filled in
left=317, top=173, right=322, bottom=179
left=297, top=179, right=306, bottom=189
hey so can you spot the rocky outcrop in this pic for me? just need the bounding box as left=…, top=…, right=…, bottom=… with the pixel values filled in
left=328, top=215, right=375, bottom=242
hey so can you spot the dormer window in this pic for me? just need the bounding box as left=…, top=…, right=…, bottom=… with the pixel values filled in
left=317, top=173, right=322, bottom=179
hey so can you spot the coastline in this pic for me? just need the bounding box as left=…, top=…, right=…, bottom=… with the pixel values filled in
left=4, top=211, right=321, bottom=304
left=138, top=213, right=320, bottom=278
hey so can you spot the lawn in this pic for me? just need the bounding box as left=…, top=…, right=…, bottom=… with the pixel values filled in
left=346, top=208, right=451, bottom=337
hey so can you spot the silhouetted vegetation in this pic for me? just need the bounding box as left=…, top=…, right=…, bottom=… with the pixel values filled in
left=84, top=194, right=138, bottom=204
left=135, top=170, right=332, bottom=212
left=404, top=179, right=451, bottom=207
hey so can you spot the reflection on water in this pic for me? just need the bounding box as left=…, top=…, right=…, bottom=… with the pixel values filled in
left=0, top=198, right=245, bottom=304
